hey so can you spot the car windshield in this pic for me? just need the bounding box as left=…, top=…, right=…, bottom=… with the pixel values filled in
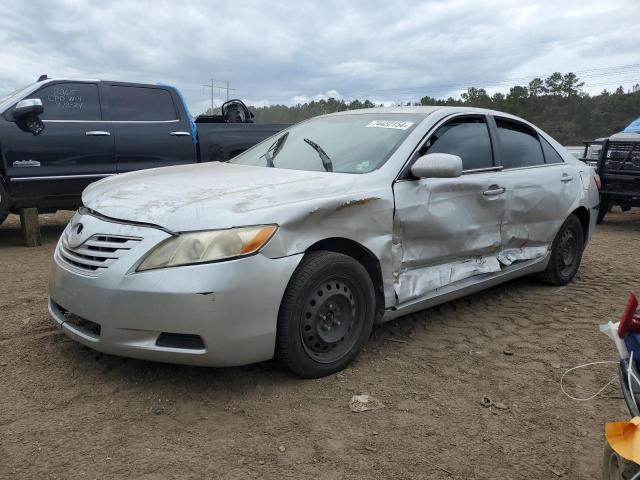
left=230, top=113, right=424, bottom=173
left=0, top=82, right=37, bottom=105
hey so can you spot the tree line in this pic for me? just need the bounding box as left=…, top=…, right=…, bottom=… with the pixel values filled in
left=247, top=73, right=640, bottom=145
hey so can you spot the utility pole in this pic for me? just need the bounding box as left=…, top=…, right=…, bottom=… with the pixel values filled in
left=202, top=78, right=236, bottom=114
left=202, top=79, right=215, bottom=115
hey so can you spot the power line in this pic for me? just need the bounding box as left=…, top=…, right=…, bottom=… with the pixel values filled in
left=202, top=78, right=236, bottom=112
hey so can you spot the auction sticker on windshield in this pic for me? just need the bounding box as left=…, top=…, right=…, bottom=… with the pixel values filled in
left=366, top=120, right=414, bottom=130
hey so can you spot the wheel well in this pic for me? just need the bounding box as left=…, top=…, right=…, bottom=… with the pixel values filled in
left=306, top=238, right=385, bottom=317
left=571, top=206, right=589, bottom=241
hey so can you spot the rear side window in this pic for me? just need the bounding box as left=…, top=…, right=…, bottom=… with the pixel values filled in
left=541, top=137, right=564, bottom=164
left=495, top=118, right=545, bottom=168
left=31, top=83, right=100, bottom=121
left=421, top=117, right=494, bottom=170
left=110, top=86, right=177, bottom=121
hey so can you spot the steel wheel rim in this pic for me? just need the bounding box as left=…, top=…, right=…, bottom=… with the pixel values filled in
left=299, top=278, right=363, bottom=364
left=557, top=226, right=578, bottom=276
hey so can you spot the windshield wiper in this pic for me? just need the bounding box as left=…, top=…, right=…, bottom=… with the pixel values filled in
left=260, top=132, right=289, bottom=167
left=303, top=138, right=333, bottom=172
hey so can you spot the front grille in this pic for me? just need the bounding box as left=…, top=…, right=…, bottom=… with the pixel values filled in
left=58, top=234, right=142, bottom=274
left=603, top=141, right=640, bottom=173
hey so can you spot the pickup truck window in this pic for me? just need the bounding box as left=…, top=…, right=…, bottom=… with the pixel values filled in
left=111, top=86, right=177, bottom=121
left=30, top=83, right=100, bottom=121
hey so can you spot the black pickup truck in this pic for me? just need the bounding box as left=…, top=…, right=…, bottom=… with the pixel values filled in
left=581, top=116, right=640, bottom=223
left=0, top=77, right=288, bottom=224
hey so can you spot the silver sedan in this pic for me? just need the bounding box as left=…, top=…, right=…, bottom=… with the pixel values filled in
left=48, top=107, right=600, bottom=377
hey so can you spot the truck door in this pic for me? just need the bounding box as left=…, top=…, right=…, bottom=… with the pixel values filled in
left=3, top=81, right=115, bottom=207
left=106, top=84, right=196, bottom=174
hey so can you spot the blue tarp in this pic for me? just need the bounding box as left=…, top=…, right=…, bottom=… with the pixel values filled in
left=156, top=82, right=198, bottom=144
left=623, top=116, right=640, bottom=134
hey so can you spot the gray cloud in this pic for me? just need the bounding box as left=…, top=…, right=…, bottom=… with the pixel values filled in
left=0, top=0, right=638, bottom=114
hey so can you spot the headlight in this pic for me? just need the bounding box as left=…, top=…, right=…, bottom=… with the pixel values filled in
left=137, top=225, right=277, bottom=271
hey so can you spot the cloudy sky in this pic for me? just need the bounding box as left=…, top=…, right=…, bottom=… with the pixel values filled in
left=1, top=0, right=639, bottom=114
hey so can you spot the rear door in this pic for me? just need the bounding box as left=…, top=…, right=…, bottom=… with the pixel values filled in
left=106, top=84, right=196, bottom=174
left=393, top=115, right=504, bottom=303
left=3, top=81, right=114, bottom=206
left=490, top=116, right=580, bottom=252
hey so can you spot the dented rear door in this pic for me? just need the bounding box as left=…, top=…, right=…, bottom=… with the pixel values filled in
left=491, top=116, right=579, bottom=255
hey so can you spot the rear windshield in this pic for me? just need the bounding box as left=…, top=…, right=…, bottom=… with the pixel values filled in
left=230, top=113, right=424, bottom=173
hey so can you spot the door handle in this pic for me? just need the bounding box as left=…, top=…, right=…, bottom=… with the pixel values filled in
left=561, top=174, right=574, bottom=183
left=85, top=131, right=111, bottom=136
left=169, top=131, right=191, bottom=136
left=483, top=185, right=506, bottom=196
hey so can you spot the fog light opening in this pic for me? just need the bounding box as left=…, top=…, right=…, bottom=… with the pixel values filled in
left=155, top=333, right=205, bottom=350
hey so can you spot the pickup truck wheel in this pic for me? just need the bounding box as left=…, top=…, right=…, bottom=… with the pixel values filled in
left=0, top=181, right=10, bottom=225
left=596, top=202, right=611, bottom=224
left=536, top=214, right=584, bottom=286
left=276, top=251, right=376, bottom=378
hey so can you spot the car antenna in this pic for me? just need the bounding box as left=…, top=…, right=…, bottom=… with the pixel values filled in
left=37, top=74, right=49, bottom=82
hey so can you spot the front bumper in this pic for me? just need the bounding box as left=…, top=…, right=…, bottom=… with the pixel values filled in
left=48, top=212, right=302, bottom=367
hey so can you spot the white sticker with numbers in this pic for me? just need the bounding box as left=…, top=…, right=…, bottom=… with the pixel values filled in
left=365, top=120, right=414, bottom=130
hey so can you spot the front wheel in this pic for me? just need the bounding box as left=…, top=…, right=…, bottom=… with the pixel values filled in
left=0, top=180, right=10, bottom=225
left=276, top=251, right=376, bottom=378
left=537, top=214, right=584, bottom=286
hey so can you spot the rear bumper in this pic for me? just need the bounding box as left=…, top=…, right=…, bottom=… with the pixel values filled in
left=48, top=212, right=303, bottom=367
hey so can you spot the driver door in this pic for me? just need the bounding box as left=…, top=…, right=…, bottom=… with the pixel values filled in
left=4, top=81, right=115, bottom=205
left=392, top=115, right=505, bottom=304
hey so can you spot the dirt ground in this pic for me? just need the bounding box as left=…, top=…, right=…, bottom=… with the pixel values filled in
left=1, top=210, right=639, bottom=480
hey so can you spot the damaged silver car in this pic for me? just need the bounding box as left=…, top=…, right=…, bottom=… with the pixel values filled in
left=48, top=107, right=600, bottom=377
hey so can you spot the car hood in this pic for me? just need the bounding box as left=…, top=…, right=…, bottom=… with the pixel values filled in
left=82, top=162, right=363, bottom=232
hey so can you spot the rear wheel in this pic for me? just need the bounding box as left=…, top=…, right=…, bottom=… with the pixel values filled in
left=276, top=251, right=376, bottom=378
left=0, top=180, right=10, bottom=225
left=537, top=214, right=584, bottom=286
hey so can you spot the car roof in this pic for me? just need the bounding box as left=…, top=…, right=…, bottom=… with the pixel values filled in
left=326, top=105, right=527, bottom=120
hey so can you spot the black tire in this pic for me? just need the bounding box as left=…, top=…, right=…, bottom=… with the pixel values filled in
left=602, top=443, right=639, bottom=479
left=276, top=251, right=376, bottom=378
left=537, top=214, right=584, bottom=286
left=597, top=202, right=611, bottom=224
left=0, top=180, right=10, bottom=225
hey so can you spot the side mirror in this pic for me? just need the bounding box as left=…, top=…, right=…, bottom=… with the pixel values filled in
left=13, top=98, right=44, bottom=118
left=410, top=153, right=463, bottom=179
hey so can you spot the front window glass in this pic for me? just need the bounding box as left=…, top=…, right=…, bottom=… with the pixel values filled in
left=230, top=113, right=424, bottom=173
left=30, top=83, right=101, bottom=120
left=0, top=83, right=37, bottom=105
left=420, top=117, right=494, bottom=170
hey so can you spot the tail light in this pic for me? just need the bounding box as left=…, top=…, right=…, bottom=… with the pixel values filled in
left=594, top=173, right=601, bottom=190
